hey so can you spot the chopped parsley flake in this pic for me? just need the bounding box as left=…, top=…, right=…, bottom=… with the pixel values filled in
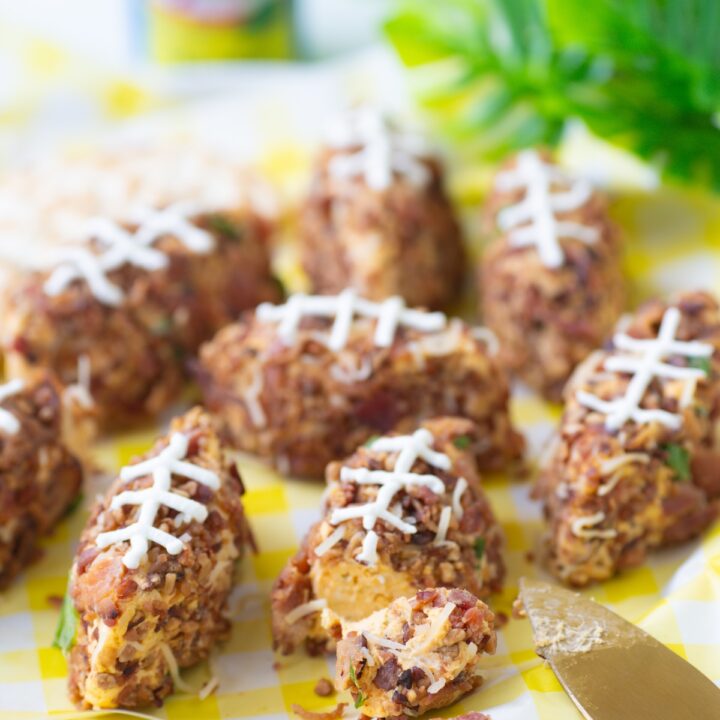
left=63, top=492, right=84, bottom=518
left=474, top=537, right=486, bottom=561
left=150, top=316, right=173, bottom=336
left=689, top=356, right=712, bottom=376
left=52, top=592, right=78, bottom=654
left=664, top=443, right=691, bottom=482
left=453, top=435, right=471, bottom=450
left=349, top=665, right=366, bottom=708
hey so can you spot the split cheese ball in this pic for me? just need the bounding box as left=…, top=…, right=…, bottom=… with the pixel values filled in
left=300, top=107, right=465, bottom=310
left=535, top=292, right=720, bottom=586
left=197, top=289, right=524, bottom=479
left=66, top=407, right=252, bottom=709
left=3, top=203, right=280, bottom=429
left=328, top=587, right=496, bottom=718
left=271, top=417, right=504, bottom=655
left=480, top=149, right=624, bottom=401
left=0, top=372, right=85, bottom=588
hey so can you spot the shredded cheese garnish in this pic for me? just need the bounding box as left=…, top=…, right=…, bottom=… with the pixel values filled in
left=577, top=307, right=713, bottom=430
left=471, top=326, right=500, bottom=356
left=285, top=598, right=328, bottom=625
left=570, top=512, right=617, bottom=540
left=495, top=150, right=599, bottom=268
left=414, top=602, right=456, bottom=655
left=256, top=289, right=446, bottom=352
left=452, top=477, right=468, bottom=520
left=363, top=632, right=406, bottom=653
left=242, top=366, right=266, bottom=428
left=598, top=472, right=624, bottom=497
left=89, top=621, right=111, bottom=667
left=599, top=453, right=650, bottom=475
left=64, top=354, right=94, bottom=409
left=434, top=506, right=452, bottom=545
left=359, top=646, right=375, bottom=666
left=96, top=433, right=220, bottom=569
left=331, top=429, right=450, bottom=566
left=44, top=202, right=214, bottom=305
left=597, top=453, right=650, bottom=497
left=159, top=642, right=195, bottom=693
left=326, top=107, right=429, bottom=191
left=427, top=678, right=446, bottom=694
left=0, top=378, right=24, bottom=435
left=314, top=525, right=346, bottom=557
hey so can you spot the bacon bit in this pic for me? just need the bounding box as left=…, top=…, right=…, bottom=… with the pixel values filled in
left=690, top=448, right=720, bottom=497
left=511, top=597, right=527, bottom=619
left=73, top=551, right=124, bottom=609
left=185, top=430, right=203, bottom=457
left=163, top=573, right=177, bottom=595
left=47, top=594, right=64, bottom=609
left=97, top=598, right=120, bottom=626
left=373, top=657, right=400, bottom=690
left=272, top=661, right=283, bottom=671
left=524, top=550, right=535, bottom=563
left=291, top=702, right=347, bottom=720
left=314, top=678, right=334, bottom=697
left=494, top=611, right=509, bottom=628
left=118, top=576, right=139, bottom=599
left=414, top=588, right=439, bottom=605
left=448, top=588, right=477, bottom=609
left=75, top=545, right=101, bottom=575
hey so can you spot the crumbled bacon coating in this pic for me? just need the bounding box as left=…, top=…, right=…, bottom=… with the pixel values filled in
left=300, top=146, right=464, bottom=310
left=480, top=150, right=624, bottom=401
left=197, top=314, right=523, bottom=479
left=535, top=292, right=720, bottom=586
left=271, top=418, right=504, bottom=655
left=333, top=587, right=495, bottom=719
left=314, top=678, right=335, bottom=697
left=3, top=209, right=280, bottom=429
left=0, top=372, right=83, bottom=588
left=68, top=407, right=252, bottom=709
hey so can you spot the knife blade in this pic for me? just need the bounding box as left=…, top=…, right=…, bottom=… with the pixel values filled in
left=518, top=577, right=720, bottom=720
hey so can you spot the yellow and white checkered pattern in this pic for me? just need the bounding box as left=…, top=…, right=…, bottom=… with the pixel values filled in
left=0, top=21, right=719, bottom=718
left=0, top=184, right=718, bottom=720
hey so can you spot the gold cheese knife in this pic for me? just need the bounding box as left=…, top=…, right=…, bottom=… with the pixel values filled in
left=518, top=577, right=720, bottom=720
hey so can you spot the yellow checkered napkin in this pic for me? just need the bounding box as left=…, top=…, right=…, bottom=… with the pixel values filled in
left=0, top=188, right=719, bottom=720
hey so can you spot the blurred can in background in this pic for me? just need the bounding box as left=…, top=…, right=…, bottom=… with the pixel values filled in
left=138, top=0, right=294, bottom=61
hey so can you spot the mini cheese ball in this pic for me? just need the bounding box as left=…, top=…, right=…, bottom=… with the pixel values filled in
left=0, top=371, right=85, bottom=588
left=67, top=408, right=252, bottom=709
left=3, top=203, right=280, bottom=430
left=327, top=587, right=496, bottom=719
left=300, top=107, right=465, bottom=310
left=271, top=417, right=504, bottom=655
left=197, top=289, right=524, bottom=479
left=480, top=149, right=624, bottom=401
left=536, top=292, right=720, bottom=586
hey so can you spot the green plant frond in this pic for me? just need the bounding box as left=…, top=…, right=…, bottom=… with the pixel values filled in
left=385, top=0, right=720, bottom=190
